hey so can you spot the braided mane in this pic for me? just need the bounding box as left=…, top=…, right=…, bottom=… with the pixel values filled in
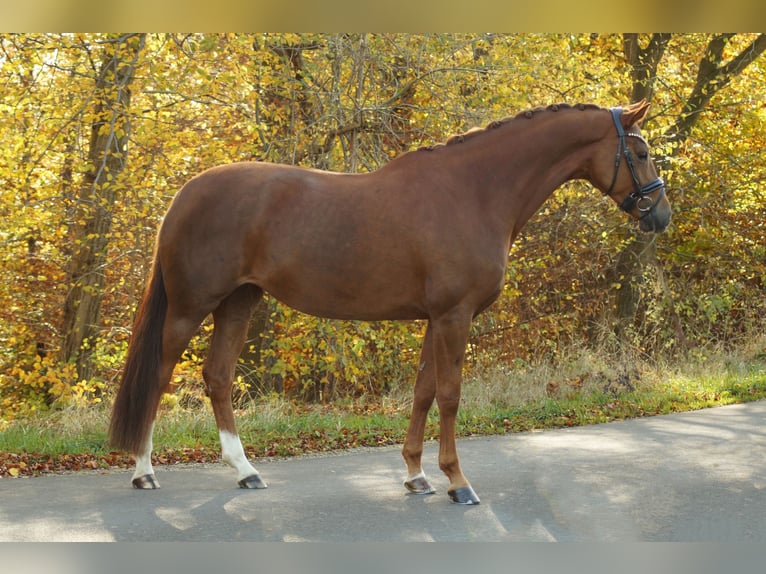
left=418, top=103, right=601, bottom=151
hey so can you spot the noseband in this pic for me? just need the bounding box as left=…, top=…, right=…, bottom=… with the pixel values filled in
left=606, top=107, right=665, bottom=215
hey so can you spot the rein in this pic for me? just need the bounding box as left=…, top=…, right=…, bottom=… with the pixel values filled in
left=606, top=107, right=665, bottom=215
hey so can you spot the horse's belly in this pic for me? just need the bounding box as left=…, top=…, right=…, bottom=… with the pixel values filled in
left=261, top=278, right=428, bottom=322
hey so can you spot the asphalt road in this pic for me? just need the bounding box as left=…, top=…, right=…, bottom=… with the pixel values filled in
left=2, top=400, right=765, bottom=542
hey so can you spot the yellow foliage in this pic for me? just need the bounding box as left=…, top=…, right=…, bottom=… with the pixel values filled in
left=1, top=353, right=107, bottom=419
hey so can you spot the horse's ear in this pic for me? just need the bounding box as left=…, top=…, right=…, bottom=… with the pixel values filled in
left=621, top=99, right=650, bottom=128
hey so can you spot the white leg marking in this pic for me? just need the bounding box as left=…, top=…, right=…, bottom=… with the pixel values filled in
left=219, top=430, right=260, bottom=482
left=404, top=470, right=435, bottom=494
left=132, top=423, right=155, bottom=481
left=406, top=470, right=428, bottom=483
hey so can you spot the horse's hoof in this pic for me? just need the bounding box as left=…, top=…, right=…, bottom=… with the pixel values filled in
left=404, top=474, right=436, bottom=495
left=132, top=474, right=160, bottom=489
left=448, top=485, right=480, bottom=505
left=238, top=473, right=268, bottom=489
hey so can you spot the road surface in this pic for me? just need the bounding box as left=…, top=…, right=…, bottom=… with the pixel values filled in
left=1, top=400, right=765, bottom=541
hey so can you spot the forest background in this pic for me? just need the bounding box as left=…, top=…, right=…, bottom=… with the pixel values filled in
left=0, top=33, right=764, bottom=434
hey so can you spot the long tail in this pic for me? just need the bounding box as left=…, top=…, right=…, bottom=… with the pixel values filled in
left=109, top=252, right=167, bottom=454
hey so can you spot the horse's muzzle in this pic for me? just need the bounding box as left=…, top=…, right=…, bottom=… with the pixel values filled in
left=639, top=202, right=671, bottom=233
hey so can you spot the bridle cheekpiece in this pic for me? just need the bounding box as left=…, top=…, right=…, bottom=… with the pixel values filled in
left=606, top=107, right=665, bottom=215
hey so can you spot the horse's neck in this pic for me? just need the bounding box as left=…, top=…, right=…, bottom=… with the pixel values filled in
left=466, top=112, right=603, bottom=240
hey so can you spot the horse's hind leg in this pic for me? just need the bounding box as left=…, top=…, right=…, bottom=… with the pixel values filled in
left=132, top=423, right=158, bottom=488
left=132, top=307, right=208, bottom=489
left=204, top=284, right=266, bottom=489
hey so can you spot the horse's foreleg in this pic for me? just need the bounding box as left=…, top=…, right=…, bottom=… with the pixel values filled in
left=204, top=285, right=266, bottom=489
left=402, top=324, right=437, bottom=495
left=431, top=310, right=479, bottom=505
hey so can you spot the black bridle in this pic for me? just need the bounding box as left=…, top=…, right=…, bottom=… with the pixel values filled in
left=606, top=107, right=665, bottom=215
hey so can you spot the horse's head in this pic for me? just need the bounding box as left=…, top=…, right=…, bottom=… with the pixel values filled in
left=591, top=101, right=671, bottom=233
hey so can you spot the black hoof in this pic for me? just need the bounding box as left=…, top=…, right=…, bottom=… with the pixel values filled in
left=448, top=485, right=480, bottom=505
left=238, top=473, right=268, bottom=489
left=404, top=475, right=436, bottom=495
left=132, top=474, right=160, bottom=489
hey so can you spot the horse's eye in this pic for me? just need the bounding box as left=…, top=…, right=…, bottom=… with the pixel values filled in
left=638, top=151, right=649, bottom=161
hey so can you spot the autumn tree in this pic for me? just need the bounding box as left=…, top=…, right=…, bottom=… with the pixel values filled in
left=59, top=34, right=146, bottom=382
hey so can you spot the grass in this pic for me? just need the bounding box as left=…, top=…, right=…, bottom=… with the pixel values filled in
left=2, top=343, right=765, bottom=477
left=455, top=344, right=766, bottom=437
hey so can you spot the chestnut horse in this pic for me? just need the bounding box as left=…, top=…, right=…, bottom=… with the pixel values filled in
left=109, top=101, right=670, bottom=504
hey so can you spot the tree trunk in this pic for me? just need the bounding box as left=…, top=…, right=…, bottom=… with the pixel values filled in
left=60, top=34, right=145, bottom=381
left=613, top=34, right=670, bottom=340
left=238, top=298, right=281, bottom=397
left=623, top=33, right=671, bottom=105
